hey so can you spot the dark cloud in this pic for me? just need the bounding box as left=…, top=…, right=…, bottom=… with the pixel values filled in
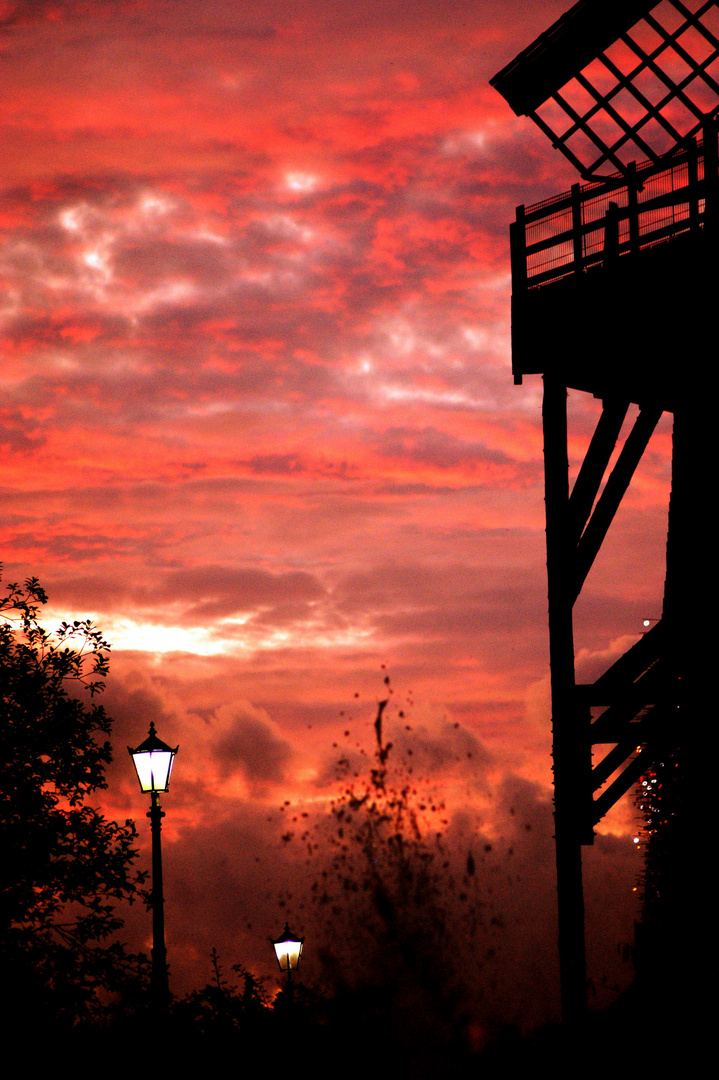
left=0, top=407, right=45, bottom=453
left=158, top=565, right=325, bottom=621
left=373, top=424, right=521, bottom=471
left=214, top=711, right=292, bottom=784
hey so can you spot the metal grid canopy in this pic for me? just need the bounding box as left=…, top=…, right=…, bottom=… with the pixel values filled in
left=490, top=0, right=719, bottom=179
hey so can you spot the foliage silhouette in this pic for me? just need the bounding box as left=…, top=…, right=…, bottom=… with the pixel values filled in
left=172, top=947, right=271, bottom=1036
left=279, top=689, right=495, bottom=1069
left=0, top=573, right=148, bottom=1030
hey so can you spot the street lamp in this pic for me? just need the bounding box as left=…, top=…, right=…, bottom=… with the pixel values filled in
left=128, top=722, right=178, bottom=1016
left=272, top=922, right=304, bottom=984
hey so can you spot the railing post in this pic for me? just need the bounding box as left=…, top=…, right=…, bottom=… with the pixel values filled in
left=604, top=201, right=620, bottom=265
left=571, top=183, right=583, bottom=272
left=627, top=162, right=640, bottom=254
left=510, top=204, right=528, bottom=291
left=702, top=119, right=718, bottom=235
left=510, top=205, right=528, bottom=387
left=688, top=136, right=699, bottom=233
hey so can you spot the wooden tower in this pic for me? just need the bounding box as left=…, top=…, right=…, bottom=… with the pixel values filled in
left=491, top=0, right=718, bottom=1025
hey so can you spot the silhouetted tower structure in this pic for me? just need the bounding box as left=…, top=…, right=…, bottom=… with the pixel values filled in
left=491, top=0, right=718, bottom=1024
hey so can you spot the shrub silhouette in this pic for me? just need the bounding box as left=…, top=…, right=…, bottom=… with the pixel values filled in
left=172, top=948, right=270, bottom=1036
left=0, top=573, right=148, bottom=1032
left=280, top=692, right=492, bottom=1067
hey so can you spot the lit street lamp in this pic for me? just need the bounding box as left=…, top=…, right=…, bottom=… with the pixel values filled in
left=128, top=722, right=178, bottom=1015
left=272, top=922, right=304, bottom=986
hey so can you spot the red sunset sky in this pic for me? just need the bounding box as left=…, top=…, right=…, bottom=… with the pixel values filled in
left=1, top=0, right=674, bottom=1028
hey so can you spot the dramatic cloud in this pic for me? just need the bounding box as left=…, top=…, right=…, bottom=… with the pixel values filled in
left=0, top=0, right=665, bottom=1013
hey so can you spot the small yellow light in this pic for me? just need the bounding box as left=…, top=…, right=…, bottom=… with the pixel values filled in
left=272, top=923, right=304, bottom=973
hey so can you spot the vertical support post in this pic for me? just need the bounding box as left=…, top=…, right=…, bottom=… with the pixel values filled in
left=703, top=119, right=718, bottom=233
left=510, top=205, right=527, bottom=291
left=543, top=376, right=588, bottom=1024
left=688, top=137, right=699, bottom=233
left=683, top=126, right=715, bottom=1038
left=604, top=201, right=620, bottom=265
left=658, top=406, right=713, bottom=1042
left=510, top=206, right=528, bottom=386
left=149, top=790, right=169, bottom=1017
left=571, top=183, right=583, bottom=272
left=627, top=162, right=640, bottom=255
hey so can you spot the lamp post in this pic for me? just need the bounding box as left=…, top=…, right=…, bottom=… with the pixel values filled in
left=272, top=922, right=304, bottom=990
left=128, top=722, right=178, bottom=1016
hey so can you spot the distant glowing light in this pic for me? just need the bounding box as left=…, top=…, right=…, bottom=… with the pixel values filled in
left=60, top=207, right=83, bottom=232
left=387, top=320, right=417, bottom=355
left=462, top=326, right=489, bottom=350
left=107, top=620, right=223, bottom=655
left=134, top=280, right=197, bottom=313
left=379, top=383, right=487, bottom=409
left=44, top=608, right=376, bottom=658
left=264, top=214, right=315, bottom=245
left=442, top=130, right=488, bottom=154
left=192, top=229, right=229, bottom=246
left=284, top=171, right=318, bottom=192
left=138, top=191, right=175, bottom=217
left=83, top=249, right=107, bottom=272
left=469, top=131, right=487, bottom=148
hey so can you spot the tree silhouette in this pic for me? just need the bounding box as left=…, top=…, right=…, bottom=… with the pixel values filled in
left=279, top=693, right=493, bottom=1070
left=0, top=574, right=148, bottom=1030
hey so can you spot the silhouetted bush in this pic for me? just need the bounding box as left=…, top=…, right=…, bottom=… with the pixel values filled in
left=278, top=693, right=495, bottom=1071
left=0, top=573, right=148, bottom=1034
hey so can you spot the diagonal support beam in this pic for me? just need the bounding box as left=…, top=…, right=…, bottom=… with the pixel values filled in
left=590, top=696, right=672, bottom=788
left=591, top=732, right=648, bottom=793
left=572, top=405, right=662, bottom=602
left=588, top=665, right=668, bottom=744
left=568, top=398, right=629, bottom=545
left=589, top=618, right=665, bottom=698
left=591, top=726, right=674, bottom=825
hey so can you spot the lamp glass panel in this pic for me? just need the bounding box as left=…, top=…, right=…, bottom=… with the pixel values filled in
left=133, top=748, right=174, bottom=792
left=274, top=940, right=302, bottom=971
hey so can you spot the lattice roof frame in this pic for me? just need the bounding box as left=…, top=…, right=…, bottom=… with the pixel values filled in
left=491, top=0, right=719, bottom=180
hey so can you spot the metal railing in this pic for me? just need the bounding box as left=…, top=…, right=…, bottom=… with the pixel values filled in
left=511, top=124, right=718, bottom=292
